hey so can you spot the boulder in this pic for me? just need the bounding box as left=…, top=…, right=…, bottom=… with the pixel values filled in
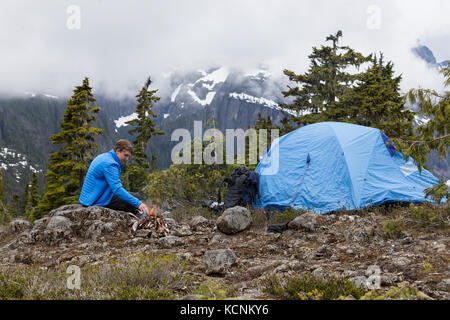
left=32, top=217, right=49, bottom=231
left=46, top=216, right=73, bottom=231
left=9, top=219, right=33, bottom=233
left=350, top=276, right=370, bottom=290
left=204, top=249, right=237, bottom=275
left=216, top=206, right=251, bottom=235
left=436, top=279, right=450, bottom=292
left=5, top=205, right=135, bottom=245
left=288, top=213, right=318, bottom=232
left=158, top=236, right=183, bottom=248
left=172, top=225, right=193, bottom=237
left=189, top=216, right=214, bottom=231
left=135, top=229, right=152, bottom=238
left=85, top=220, right=106, bottom=240
left=43, top=228, right=72, bottom=246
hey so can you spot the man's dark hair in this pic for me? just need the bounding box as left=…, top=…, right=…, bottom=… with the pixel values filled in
left=114, top=139, right=133, bottom=153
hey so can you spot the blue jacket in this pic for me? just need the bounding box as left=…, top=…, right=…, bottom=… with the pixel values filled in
left=79, top=149, right=142, bottom=208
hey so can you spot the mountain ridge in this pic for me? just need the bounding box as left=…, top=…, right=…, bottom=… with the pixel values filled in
left=0, top=46, right=449, bottom=198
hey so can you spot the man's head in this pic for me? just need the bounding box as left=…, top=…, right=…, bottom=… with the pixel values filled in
left=114, top=139, right=133, bottom=164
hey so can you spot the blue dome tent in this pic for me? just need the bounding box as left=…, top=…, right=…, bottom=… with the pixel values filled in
left=254, top=122, right=439, bottom=213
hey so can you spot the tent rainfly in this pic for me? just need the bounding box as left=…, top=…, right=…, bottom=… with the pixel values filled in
left=255, top=122, right=439, bottom=213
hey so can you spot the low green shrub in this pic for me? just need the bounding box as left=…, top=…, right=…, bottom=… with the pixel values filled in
left=383, top=219, right=405, bottom=239
left=194, top=279, right=236, bottom=300
left=263, top=274, right=366, bottom=300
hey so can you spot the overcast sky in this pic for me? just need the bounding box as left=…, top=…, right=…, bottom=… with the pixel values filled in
left=0, top=0, right=449, bottom=98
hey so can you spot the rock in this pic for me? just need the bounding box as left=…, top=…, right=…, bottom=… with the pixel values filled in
left=216, top=206, right=252, bottom=235
left=351, top=276, right=369, bottom=289
left=135, top=229, right=152, bottom=238
left=211, top=234, right=223, bottom=242
left=381, top=273, right=403, bottom=286
left=432, top=243, right=446, bottom=253
left=164, top=218, right=178, bottom=228
left=274, top=264, right=289, bottom=273
left=46, top=216, right=72, bottom=231
left=316, top=245, right=328, bottom=257
left=330, top=254, right=339, bottom=261
left=125, top=237, right=149, bottom=246
left=436, top=279, right=450, bottom=292
left=287, top=213, right=317, bottom=232
left=85, top=220, right=103, bottom=240
left=353, top=228, right=370, bottom=242
left=43, top=229, right=72, bottom=246
left=176, top=252, right=194, bottom=261
left=400, top=237, right=413, bottom=245
left=9, top=219, right=33, bottom=233
left=392, top=256, right=411, bottom=268
left=247, top=264, right=278, bottom=278
left=16, top=231, right=34, bottom=245
left=417, top=291, right=434, bottom=300
left=312, top=267, right=326, bottom=280
left=32, top=217, right=49, bottom=231
left=158, top=236, right=183, bottom=248
left=204, top=249, right=237, bottom=275
left=102, top=222, right=118, bottom=233
left=189, top=216, right=208, bottom=230
left=172, top=225, right=193, bottom=237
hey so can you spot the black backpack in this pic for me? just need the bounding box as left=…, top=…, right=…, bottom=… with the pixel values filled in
left=218, top=167, right=260, bottom=209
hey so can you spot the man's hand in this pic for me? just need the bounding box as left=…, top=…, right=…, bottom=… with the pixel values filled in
left=138, top=203, right=149, bottom=216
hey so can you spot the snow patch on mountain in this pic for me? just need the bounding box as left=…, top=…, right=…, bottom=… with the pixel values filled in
left=188, top=90, right=216, bottom=106
left=229, top=92, right=300, bottom=116
left=114, top=113, right=138, bottom=128
left=447, top=180, right=450, bottom=188
left=24, top=92, right=58, bottom=99
left=194, top=67, right=229, bottom=90
left=0, top=147, right=41, bottom=182
left=43, top=93, right=58, bottom=99
left=414, top=114, right=431, bottom=126
left=171, top=84, right=182, bottom=102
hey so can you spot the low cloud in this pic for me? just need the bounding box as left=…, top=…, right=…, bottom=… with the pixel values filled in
left=0, top=0, right=448, bottom=98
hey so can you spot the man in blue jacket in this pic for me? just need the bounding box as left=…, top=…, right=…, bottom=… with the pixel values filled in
left=79, top=139, right=149, bottom=218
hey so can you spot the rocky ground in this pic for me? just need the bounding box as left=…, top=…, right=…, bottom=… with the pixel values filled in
left=0, top=203, right=449, bottom=300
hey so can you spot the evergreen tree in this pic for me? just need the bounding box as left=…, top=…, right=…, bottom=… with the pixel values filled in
left=0, top=170, right=10, bottom=225
left=20, top=182, right=30, bottom=216
left=397, top=63, right=450, bottom=170
left=125, top=77, right=164, bottom=192
left=330, top=53, right=415, bottom=139
left=35, top=77, right=104, bottom=219
left=6, top=194, right=20, bottom=218
left=245, top=113, right=291, bottom=169
left=279, top=115, right=297, bottom=136
left=281, top=30, right=371, bottom=125
left=25, top=172, right=41, bottom=219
